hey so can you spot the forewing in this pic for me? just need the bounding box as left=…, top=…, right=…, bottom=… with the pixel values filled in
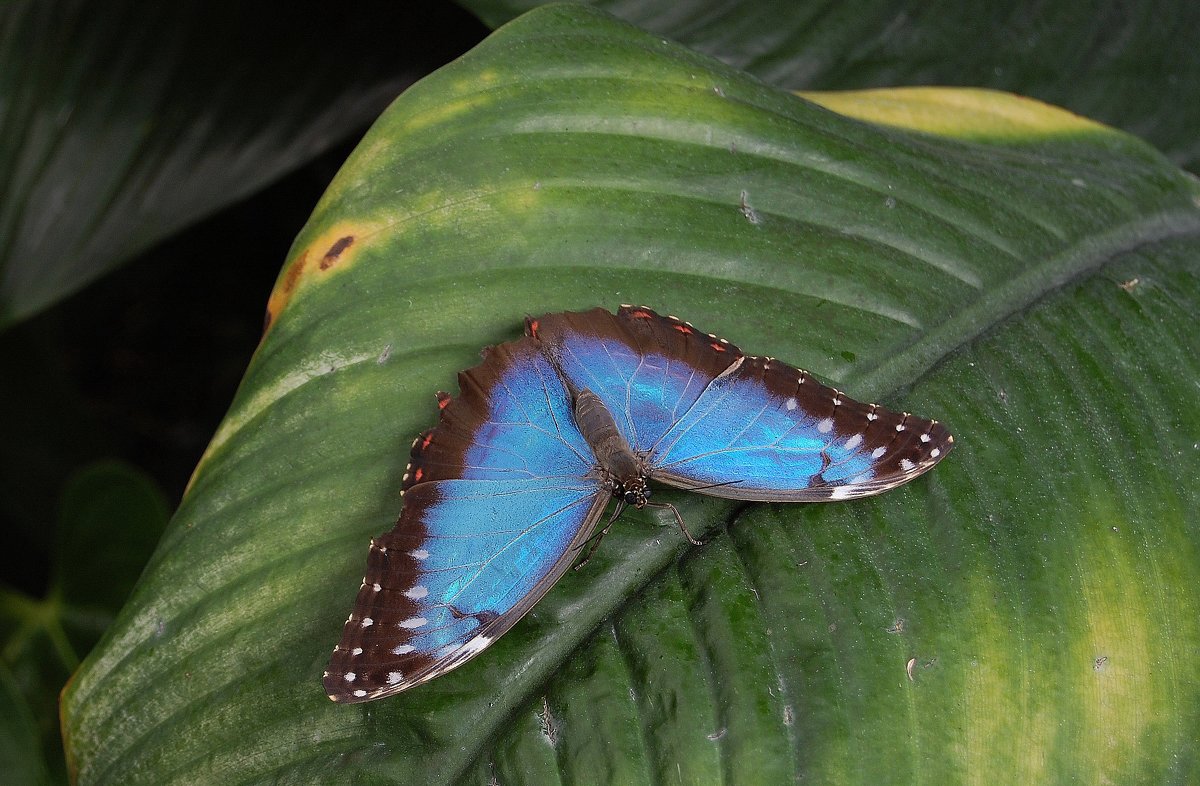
left=651, top=354, right=953, bottom=501
left=324, top=338, right=607, bottom=702
left=527, top=305, right=739, bottom=453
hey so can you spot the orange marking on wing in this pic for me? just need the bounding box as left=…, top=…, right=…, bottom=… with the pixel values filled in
left=629, top=310, right=653, bottom=319
left=674, top=324, right=693, bottom=334
left=436, top=392, right=452, bottom=410
left=421, top=434, right=433, bottom=449
left=414, top=467, right=424, bottom=482
left=710, top=342, right=726, bottom=352
left=528, top=318, right=540, bottom=338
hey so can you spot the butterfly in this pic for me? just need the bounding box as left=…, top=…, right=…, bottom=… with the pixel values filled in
left=324, top=305, right=952, bottom=702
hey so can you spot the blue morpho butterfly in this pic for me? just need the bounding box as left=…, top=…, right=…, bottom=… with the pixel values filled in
left=324, top=305, right=953, bottom=702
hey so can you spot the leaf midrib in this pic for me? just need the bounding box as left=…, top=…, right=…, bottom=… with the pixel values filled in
left=853, top=208, right=1200, bottom=401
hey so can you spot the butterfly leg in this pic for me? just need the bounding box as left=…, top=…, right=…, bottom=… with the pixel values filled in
left=573, top=501, right=625, bottom=571
left=646, top=501, right=704, bottom=546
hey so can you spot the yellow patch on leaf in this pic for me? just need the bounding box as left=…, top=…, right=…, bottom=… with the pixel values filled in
left=263, top=221, right=378, bottom=333
left=800, top=87, right=1108, bottom=141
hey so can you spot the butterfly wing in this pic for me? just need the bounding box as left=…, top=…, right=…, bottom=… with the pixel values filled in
left=324, top=338, right=607, bottom=703
left=650, top=352, right=953, bottom=501
left=532, top=305, right=951, bottom=502
left=527, top=306, right=738, bottom=454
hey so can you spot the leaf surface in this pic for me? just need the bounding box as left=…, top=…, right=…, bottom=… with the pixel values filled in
left=61, top=6, right=1200, bottom=784
left=462, top=0, right=1200, bottom=172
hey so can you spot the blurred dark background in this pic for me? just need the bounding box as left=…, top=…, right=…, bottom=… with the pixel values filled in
left=0, top=1, right=488, bottom=610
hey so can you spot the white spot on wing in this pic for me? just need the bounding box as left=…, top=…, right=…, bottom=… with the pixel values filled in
left=409, top=549, right=429, bottom=560
left=931, top=448, right=941, bottom=458
left=844, top=434, right=863, bottom=450
left=404, top=585, right=429, bottom=600
left=351, top=647, right=363, bottom=656
left=830, top=487, right=853, bottom=500
left=371, top=583, right=381, bottom=592
left=900, top=458, right=916, bottom=471
left=361, top=617, right=374, bottom=628
left=386, top=671, right=404, bottom=685
left=398, top=617, right=428, bottom=629
left=872, top=446, right=887, bottom=459
left=392, top=644, right=415, bottom=655
left=344, top=672, right=356, bottom=682
left=463, top=634, right=491, bottom=654
left=785, top=397, right=797, bottom=411
left=920, top=433, right=932, bottom=443
left=817, top=418, right=833, bottom=434
left=353, top=689, right=367, bottom=698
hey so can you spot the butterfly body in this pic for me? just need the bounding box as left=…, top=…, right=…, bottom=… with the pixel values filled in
left=324, top=306, right=953, bottom=703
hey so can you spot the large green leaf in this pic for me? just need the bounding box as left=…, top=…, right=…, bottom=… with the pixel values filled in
left=460, top=0, right=1200, bottom=173
left=0, top=0, right=480, bottom=329
left=61, top=5, right=1199, bottom=783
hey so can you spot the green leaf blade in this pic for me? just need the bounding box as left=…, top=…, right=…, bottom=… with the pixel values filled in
left=460, top=0, right=1200, bottom=173
left=61, top=6, right=1200, bottom=783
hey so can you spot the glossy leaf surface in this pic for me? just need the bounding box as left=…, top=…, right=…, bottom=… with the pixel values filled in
left=462, top=0, right=1200, bottom=173
left=61, top=6, right=1200, bottom=784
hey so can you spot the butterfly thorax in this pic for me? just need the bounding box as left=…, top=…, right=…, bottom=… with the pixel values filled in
left=572, top=387, right=652, bottom=508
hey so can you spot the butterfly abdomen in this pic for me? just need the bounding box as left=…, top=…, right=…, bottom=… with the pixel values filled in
left=572, top=388, right=640, bottom=483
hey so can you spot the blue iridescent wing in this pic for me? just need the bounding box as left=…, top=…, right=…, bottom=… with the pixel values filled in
left=324, top=338, right=608, bottom=703
left=528, top=307, right=736, bottom=454
left=650, top=352, right=953, bottom=501
left=534, top=306, right=952, bottom=502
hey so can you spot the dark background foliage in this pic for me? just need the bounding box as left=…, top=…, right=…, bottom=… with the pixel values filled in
left=1, top=1, right=1195, bottom=783
left=0, top=3, right=487, bottom=781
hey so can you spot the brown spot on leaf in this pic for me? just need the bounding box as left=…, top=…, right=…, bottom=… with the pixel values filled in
left=284, top=251, right=308, bottom=292
left=262, top=251, right=309, bottom=337
left=262, top=223, right=373, bottom=340
left=320, top=236, right=355, bottom=269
